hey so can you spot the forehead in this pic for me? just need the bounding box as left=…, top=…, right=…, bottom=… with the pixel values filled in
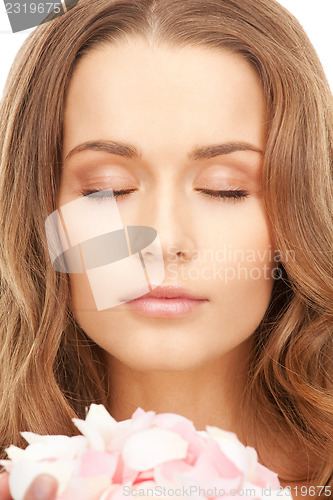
left=63, top=38, right=267, bottom=160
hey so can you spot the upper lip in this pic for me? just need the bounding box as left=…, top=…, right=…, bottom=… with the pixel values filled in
left=138, top=285, right=207, bottom=300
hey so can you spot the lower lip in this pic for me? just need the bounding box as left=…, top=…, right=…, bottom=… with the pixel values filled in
left=123, top=297, right=208, bottom=318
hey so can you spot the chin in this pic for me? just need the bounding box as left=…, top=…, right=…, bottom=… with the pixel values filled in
left=110, top=343, right=221, bottom=372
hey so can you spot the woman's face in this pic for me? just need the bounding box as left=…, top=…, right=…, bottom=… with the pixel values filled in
left=59, top=38, right=276, bottom=371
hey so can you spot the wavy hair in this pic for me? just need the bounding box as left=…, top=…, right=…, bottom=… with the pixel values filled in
left=0, top=0, right=332, bottom=491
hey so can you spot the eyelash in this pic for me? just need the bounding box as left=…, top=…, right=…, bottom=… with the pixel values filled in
left=79, top=188, right=250, bottom=202
left=79, top=188, right=136, bottom=199
left=195, top=188, right=250, bottom=202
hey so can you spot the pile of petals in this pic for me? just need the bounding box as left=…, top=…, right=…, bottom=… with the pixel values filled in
left=0, top=404, right=292, bottom=499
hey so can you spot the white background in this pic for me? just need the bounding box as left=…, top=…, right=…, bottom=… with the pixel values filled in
left=0, top=0, right=332, bottom=97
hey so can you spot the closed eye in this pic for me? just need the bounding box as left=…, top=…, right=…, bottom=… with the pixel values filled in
left=195, top=188, right=250, bottom=201
left=80, top=188, right=137, bottom=200
left=79, top=187, right=250, bottom=202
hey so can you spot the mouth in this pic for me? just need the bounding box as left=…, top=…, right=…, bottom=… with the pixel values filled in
left=123, top=285, right=208, bottom=318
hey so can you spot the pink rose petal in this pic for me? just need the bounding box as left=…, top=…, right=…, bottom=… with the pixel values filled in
left=251, top=461, right=280, bottom=489
left=79, top=450, right=118, bottom=478
left=4, top=405, right=290, bottom=500
left=58, top=476, right=111, bottom=500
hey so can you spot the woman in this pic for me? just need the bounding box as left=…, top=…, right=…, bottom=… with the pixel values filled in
left=0, top=0, right=332, bottom=498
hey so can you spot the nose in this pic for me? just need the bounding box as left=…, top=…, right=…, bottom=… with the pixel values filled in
left=140, top=181, right=197, bottom=264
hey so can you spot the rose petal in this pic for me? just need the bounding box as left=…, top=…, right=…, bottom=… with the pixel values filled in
left=73, top=419, right=106, bottom=451
left=98, top=484, right=124, bottom=500
left=13, top=434, right=88, bottom=462
left=133, top=468, right=155, bottom=484
left=86, top=405, right=118, bottom=441
left=107, top=411, right=156, bottom=454
left=122, top=427, right=188, bottom=471
left=8, top=459, right=74, bottom=500
left=58, top=476, right=111, bottom=500
left=0, top=459, right=14, bottom=473
left=206, top=426, right=251, bottom=476
left=4, top=446, right=27, bottom=462
left=79, top=450, right=118, bottom=478
left=4, top=404, right=289, bottom=500
left=155, top=459, right=192, bottom=482
left=245, top=447, right=258, bottom=480
left=111, top=454, right=140, bottom=484
left=153, top=414, right=205, bottom=466
left=131, top=408, right=147, bottom=419
left=251, top=461, right=281, bottom=489
left=72, top=405, right=119, bottom=451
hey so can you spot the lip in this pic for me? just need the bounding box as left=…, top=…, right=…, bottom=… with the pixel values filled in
left=123, top=285, right=208, bottom=318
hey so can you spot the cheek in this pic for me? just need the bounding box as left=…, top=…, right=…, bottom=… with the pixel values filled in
left=195, top=199, right=274, bottom=271
left=69, top=273, right=97, bottom=313
left=68, top=272, right=121, bottom=347
left=194, top=200, right=275, bottom=331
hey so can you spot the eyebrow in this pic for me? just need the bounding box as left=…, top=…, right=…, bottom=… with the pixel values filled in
left=64, top=140, right=264, bottom=162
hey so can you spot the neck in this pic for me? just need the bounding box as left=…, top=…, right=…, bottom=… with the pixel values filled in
left=106, top=338, right=251, bottom=437
left=105, top=341, right=312, bottom=486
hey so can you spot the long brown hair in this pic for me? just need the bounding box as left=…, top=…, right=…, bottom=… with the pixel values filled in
left=0, top=0, right=332, bottom=491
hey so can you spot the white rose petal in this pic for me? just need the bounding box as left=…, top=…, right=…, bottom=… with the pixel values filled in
left=72, top=418, right=106, bottom=451
left=4, top=445, right=27, bottom=462
left=9, top=459, right=74, bottom=500
left=115, top=419, right=132, bottom=432
left=245, top=446, right=259, bottom=480
left=14, top=434, right=88, bottom=462
left=85, top=404, right=118, bottom=441
left=122, top=427, right=188, bottom=471
left=206, top=426, right=253, bottom=477
left=98, top=483, right=124, bottom=500
left=73, top=404, right=118, bottom=451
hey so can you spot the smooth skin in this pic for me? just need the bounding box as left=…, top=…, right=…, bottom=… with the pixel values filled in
left=1, top=38, right=311, bottom=499
left=59, top=37, right=273, bottom=433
